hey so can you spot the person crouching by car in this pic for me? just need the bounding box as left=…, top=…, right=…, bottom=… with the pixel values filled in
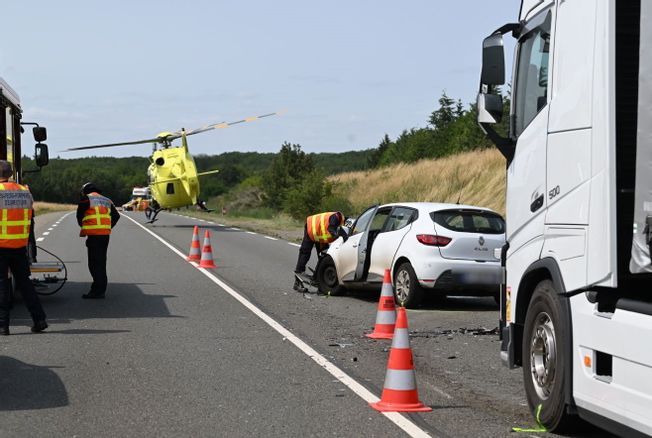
left=293, top=211, right=347, bottom=290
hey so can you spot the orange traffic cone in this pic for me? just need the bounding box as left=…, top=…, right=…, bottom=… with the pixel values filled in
left=365, top=269, right=396, bottom=339
left=199, top=230, right=217, bottom=268
left=187, top=226, right=201, bottom=261
left=370, top=307, right=431, bottom=412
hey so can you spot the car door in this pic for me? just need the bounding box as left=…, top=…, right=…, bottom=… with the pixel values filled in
left=368, top=206, right=417, bottom=282
left=333, top=206, right=377, bottom=282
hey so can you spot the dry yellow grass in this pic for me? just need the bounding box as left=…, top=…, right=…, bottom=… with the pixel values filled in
left=331, top=148, right=506, bottom=215
left=33, top=202, right=76, bottom=215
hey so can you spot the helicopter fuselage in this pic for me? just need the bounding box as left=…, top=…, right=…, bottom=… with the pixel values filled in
left=147, top=146, right=200, bottom=209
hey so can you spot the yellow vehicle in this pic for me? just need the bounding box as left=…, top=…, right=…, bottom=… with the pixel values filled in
left=65, top=112, right=279, bottom=223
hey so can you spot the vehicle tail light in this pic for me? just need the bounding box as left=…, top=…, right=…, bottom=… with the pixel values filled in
left=416, top=234, right=451, bottom=246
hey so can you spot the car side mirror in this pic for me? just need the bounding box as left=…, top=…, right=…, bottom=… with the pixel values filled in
left=35, top=143, right=49, bottom=167
left=33, top=126, right=47, bottom=143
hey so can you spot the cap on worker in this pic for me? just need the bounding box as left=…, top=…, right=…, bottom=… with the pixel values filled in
left=81, top=182, right=99, bottom=195
left=0, top=160, right=13, bottom=180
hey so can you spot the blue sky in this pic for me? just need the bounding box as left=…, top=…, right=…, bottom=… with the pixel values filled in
left=1, top=1, right=519, bottom=158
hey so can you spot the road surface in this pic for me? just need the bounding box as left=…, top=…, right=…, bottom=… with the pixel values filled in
left=0, top=211, right=611, bottom=437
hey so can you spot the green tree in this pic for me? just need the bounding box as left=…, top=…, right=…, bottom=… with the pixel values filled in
left=264, top=142, right=314, bottom=207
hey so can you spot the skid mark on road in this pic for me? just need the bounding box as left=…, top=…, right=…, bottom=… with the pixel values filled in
left=122, top=213, right=434, bottom=438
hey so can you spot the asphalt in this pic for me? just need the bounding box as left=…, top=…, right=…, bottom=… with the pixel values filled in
left=0, top=210, right=613, bottom=437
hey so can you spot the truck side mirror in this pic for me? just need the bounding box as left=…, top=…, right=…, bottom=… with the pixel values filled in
left=481, top=34, right=506, bottom=86
left=477, top=92, right=504, bottom=124
left=35, top=143, right=49, bottom=167
left=33, top=126, right=47, bottom=143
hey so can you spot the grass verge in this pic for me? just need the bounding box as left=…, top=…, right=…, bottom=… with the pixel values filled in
left=164, top=209, right=304, bottom=242
left=34, top=202, right=76, bottom=216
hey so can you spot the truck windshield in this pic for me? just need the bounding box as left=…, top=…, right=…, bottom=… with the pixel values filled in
left=513, top=13, right=551, bottom=137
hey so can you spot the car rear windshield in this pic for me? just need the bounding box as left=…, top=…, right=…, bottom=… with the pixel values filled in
left=430, top=209, right=505, bottom=234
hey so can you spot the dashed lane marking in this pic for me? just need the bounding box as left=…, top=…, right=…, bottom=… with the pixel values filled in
left=42, top=232, right=50, bottom=236
left=264, top=236, right=278, bottom=241
left=288, top=242, right=301, bottom=247
left=122, top=213, right=433, bottom=438
left=246, top=231, right=257, bottom=235
left=36, top=237, right=44, bottom=242
left=230, top=227, right=240, bottom=231
left=47, top=228, right=54, bottom=231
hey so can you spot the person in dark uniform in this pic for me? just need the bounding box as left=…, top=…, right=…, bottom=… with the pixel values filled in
left=294, top=211, right=347, bottom=289
left=77, top=182, right=120, bottom=299
left=0, top=160, right=47, bottom=335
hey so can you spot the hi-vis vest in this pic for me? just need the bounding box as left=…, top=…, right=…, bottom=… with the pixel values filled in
left=80, top=192, right=113, bottom=237
left=306, top=212, right=342, bottom=244
left=0, top=182, right=33, bottom=249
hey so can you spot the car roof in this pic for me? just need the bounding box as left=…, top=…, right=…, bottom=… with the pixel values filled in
left=378, top=202, right=499, bottom=214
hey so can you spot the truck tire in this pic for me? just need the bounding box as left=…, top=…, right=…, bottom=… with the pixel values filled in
left=316, top=256, right=345, bottom=296
left=394, top=262, right=423, bottom=308
left=522, top=280, right=576, bottom=432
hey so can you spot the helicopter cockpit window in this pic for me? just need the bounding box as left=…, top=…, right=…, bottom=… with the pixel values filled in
left=166, top=183, right=175, bottom=195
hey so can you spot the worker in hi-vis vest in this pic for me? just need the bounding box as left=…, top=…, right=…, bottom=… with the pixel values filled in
left=77, top=182, right=120, bottom=299
left=0, top=160, right=48, bottom=335
left=293, top=211, right=347, bottom=290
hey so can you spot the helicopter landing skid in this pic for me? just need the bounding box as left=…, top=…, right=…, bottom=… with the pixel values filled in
left=145, top=208, right=163, bottom=224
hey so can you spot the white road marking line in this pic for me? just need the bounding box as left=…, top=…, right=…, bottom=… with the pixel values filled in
left=52, top=224, right=58, bottom=227
left=217, top=223, right=225, bottom=227
left=36, top=237, right=44, bottom=242
left=42, top=232, right=50, bottom=236
left=264, top=236, right=277, bottom=241
left=288, top=242, right=301, bottom=247
left=230, top=227, right=240, bottom=231
left=47, top=228, right=54, bottom=231
left=246, top=231, right=257, bottom=235
left=122, top=213, right=431, bottom=438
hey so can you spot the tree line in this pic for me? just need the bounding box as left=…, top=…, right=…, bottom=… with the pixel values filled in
left=24, top=90, right=506, bottom=218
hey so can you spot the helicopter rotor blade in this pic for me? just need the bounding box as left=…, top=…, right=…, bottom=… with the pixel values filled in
left=179, top=111, right=281, bottom=139
left=62, top=137, right=161, bottom=152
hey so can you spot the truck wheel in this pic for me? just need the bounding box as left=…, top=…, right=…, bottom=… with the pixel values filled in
left=522, top=280, right=576, bottom=432
left=394, top=262, right=423, bottom=308
left=317, top=256, right=345, bottom=296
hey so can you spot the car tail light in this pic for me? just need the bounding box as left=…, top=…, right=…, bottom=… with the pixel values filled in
left=416, top=234, right=451, bottom=246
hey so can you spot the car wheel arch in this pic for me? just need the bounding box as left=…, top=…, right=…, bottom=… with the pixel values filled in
left=392, top=256, right=411, bottom=282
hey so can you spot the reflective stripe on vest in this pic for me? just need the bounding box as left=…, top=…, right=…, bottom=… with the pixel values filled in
left=0, top=182, right=33, bottom=248
left=81, top=192, right=112, bottom=236
left=306, top=212, right=340, bottom=244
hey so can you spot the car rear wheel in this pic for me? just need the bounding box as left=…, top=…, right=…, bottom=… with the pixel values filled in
left=394, top=262, right=423, bottom=308
left=317, top=256, right=345, bottom=296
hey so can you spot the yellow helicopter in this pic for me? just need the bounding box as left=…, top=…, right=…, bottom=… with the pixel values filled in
left=64, top=112, right=279, bottom=223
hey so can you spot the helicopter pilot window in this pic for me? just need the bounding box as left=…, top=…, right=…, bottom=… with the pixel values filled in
left=166, top=183, right=175, bottom=194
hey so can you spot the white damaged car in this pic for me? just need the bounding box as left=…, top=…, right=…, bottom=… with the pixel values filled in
left=316, top=202, right=505, bottom=307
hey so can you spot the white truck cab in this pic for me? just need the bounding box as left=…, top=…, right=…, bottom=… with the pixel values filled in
left=477, top=1, right=652, bottom=435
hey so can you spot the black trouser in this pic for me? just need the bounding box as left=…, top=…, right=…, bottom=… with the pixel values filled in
left=86, top=235, right=110, bottom=295
left=294, top=225, right=327, bottom=273
left=0, top=247, right=46, bottom=328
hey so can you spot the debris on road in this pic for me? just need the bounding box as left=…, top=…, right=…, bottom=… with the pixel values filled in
left=409, top=327, right=499, bottom=338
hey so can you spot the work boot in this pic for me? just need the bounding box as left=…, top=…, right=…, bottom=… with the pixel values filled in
left=293, top=277, right=302, bottom=291
left=31, top=320, right=48, bottom=333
